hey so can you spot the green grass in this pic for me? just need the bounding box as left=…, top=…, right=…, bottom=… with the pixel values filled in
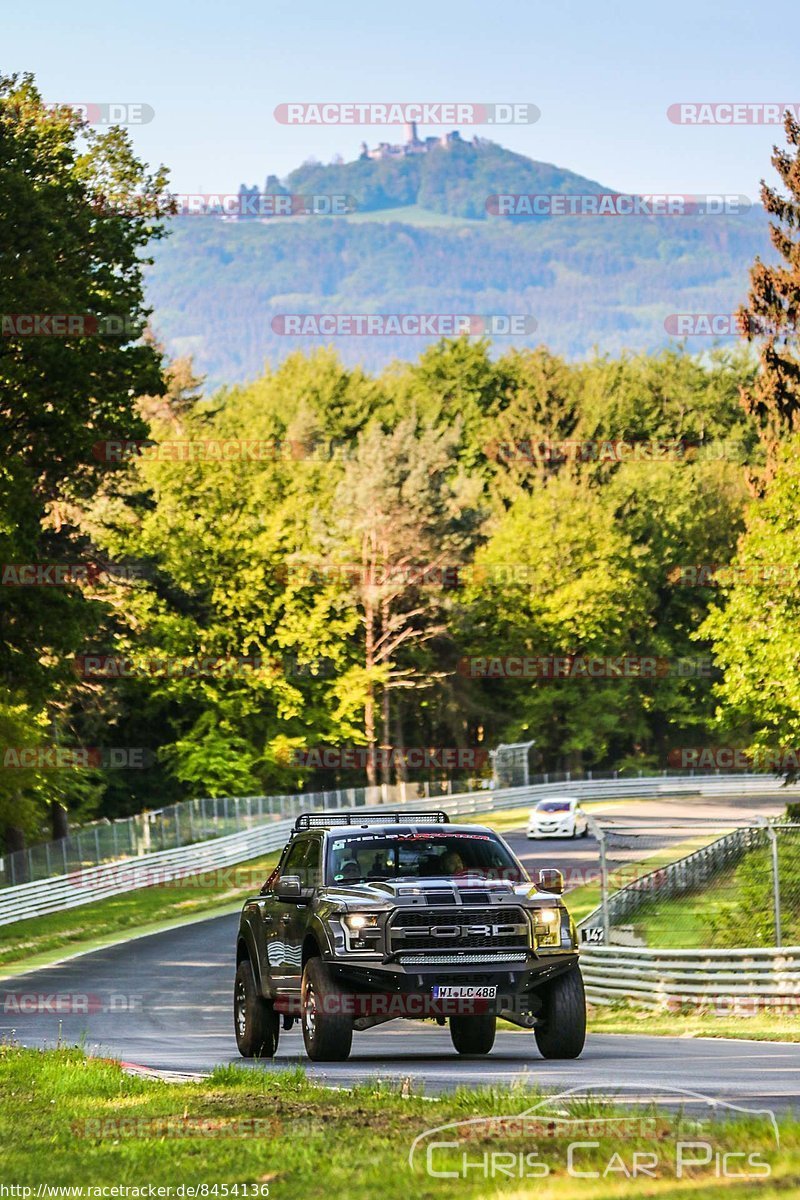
left=630, top=877, right=741, bottom=948
left=0, top=852, right=279, bottom=972
left=0, top=1045, right=797, bottom=1198
left=585, top=1001, right=800, bottom=1043
left=564, top=834, right=719, bottom=925
left=630, top=838, right=800, bottom=949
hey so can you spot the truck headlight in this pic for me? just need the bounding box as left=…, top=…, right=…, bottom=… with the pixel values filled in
left=344, top=913, right=379, bottom=930
left=533, top=907, right=561, bottom=947
left=535, top=908, right=559, bottom=925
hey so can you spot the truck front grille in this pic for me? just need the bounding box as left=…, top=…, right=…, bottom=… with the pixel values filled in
left=388, top=906, right=530, bottom=954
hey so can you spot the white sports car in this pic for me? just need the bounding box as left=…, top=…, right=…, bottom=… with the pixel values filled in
left=527, top=797, right=589, bottom=839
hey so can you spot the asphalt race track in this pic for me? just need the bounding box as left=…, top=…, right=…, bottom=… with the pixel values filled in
left=2, top=794, right=798, bottom=1112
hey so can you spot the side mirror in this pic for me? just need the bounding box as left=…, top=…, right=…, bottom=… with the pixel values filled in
left=276, top=874, right=302, bottom=900
left=537, top=868, right=564, bottom=895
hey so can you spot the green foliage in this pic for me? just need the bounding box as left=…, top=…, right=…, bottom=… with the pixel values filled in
left=1, top=73, right=779, bottom=833
left=705, top=836, right=800, bottom=947
left=0, top=73, right=171, bottom=845
left=701, top=431, right=800, bottom=761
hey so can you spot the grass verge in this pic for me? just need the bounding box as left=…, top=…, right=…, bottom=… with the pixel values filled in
left=0, top=852, right=279, bottom=972
left=585, top=1002, right=800, bottom=1043
left=0, top=1045, right=797, bottom=1198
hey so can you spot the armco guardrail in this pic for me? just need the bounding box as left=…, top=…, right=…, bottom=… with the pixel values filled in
left=0, top=772, right=788, bottom=927
left=0, top=785, right=521, bottom=927
left=580, top=943, right=800, bottom=1009
left=0, top=780, right=476, bottom=888
left=0, top=765, right=785, bottom=889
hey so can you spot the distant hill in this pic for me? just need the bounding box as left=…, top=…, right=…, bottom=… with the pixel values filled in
left=146, top=138, right=770, bottom=388
left=284, top=138, right=609, bottom=220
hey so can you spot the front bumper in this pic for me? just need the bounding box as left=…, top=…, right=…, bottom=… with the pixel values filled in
left=324, top=950, right=579, bottom=1018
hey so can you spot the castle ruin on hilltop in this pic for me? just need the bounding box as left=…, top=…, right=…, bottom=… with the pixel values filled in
left=359, top=122, right=483, bottom=161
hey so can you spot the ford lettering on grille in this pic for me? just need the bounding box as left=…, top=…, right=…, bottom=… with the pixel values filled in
left=389, top=907, right=529, bottom=953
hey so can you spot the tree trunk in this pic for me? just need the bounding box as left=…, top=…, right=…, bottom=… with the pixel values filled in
left=381, top=685, right=391, bottom=787
left=394, top=696, right=407, bottom=783
left=5, top=824, right=25, bottom=855
left=364, top=690, right=376, bottom=786
left=51, top=801, right=69, bottom=841
left=5, top=823, right=27, bottom=884
left=364, top=588, right=377, bottom=787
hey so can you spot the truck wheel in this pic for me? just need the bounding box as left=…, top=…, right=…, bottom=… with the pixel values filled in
left=301, top=957, right=353, bottom=1062
left=449, top=1014, right=496, bottom=1055
left=234, top=959, right=279, bottom=1058
left=534, top=965, right=586, bottom=1059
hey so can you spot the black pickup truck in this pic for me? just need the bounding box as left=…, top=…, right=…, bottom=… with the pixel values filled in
left=234, top=810, right=585, bottom=1062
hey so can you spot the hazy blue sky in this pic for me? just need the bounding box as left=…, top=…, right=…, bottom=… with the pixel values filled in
left=5, top=0, right=797, bottom=196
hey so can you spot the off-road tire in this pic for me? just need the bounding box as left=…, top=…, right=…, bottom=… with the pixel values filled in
left=234, top=959, right=279, bottom=1058
left=301, top=956, right=353, bottom=1062
left=534, top=965, right=586, bottom=1059
left=449, top=1014, right=497, bottom=1055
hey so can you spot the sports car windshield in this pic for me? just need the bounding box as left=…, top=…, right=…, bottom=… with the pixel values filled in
left=536, top=802, right=572, bottom=812
left=326, top=832, right=527, bottom=884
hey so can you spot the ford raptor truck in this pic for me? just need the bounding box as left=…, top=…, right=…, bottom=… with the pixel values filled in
left=234, top=810, right=585, bottom=1062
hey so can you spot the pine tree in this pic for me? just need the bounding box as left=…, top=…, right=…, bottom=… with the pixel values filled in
left=737, top=112, right=800, bottom=482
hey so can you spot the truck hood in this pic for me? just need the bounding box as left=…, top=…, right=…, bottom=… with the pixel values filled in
left=319, top=877, right=558, bottom=908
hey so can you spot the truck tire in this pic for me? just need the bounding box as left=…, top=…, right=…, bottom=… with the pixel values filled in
left=449, top=1014, right=496, bottom=1055
left=301, top=957, right=353, bottom=1062
left=534, top=965, right=586, bottom=1059
left=234, top=958, right=279, bottom=1058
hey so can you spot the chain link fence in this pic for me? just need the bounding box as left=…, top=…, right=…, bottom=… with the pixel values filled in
left=584, top=817, right=800, bottom=949
left=0, top=778, right=477, bottom=890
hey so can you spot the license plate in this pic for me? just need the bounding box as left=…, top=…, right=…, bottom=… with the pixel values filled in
left=432, top=985, right=497, bottom=1000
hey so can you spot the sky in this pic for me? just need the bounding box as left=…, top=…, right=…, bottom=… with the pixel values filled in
left=4, top=0, right=797, bottom=197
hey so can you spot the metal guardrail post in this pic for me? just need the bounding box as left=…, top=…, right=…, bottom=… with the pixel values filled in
left=587, top=815, right=610, bottom=944
left=768, top=825, right=782, bottom=948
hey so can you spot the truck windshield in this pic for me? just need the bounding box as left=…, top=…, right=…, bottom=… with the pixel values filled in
left=326, top=831, right=527, bottom=884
